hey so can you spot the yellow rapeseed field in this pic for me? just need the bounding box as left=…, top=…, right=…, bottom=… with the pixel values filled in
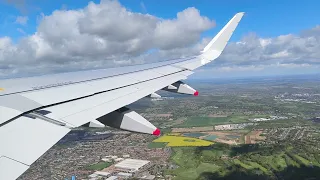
left=153, top=135, right=213, bottom=147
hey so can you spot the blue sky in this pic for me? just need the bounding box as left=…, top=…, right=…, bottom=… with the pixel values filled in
left=0, top=0, right=319, bottom=79
left=1, top=0, right=319, bottom=41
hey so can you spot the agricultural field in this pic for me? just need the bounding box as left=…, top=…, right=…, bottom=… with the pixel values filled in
left=175, top=116, right=249, bottom=128
left=166, top=142, right=320, bottom=180
left=153, top=135, right=213, bottom=147
left=148, top=142, right=167, bottom=148
left=86, top=162, right=112, bottom=171
left=173, top=114, right=270, bottom=128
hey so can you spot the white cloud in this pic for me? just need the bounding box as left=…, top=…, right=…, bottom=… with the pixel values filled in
left=1, top=0, right=320, bottom=79
left=0, top=0, right=215, bottom=78
left=216, top=63, right=314, bottom=72
left=17, top=28, right=26, bottom=34
left=15, top=15, right=28, bottom=25
left=216, top=28, right=320, bottom=67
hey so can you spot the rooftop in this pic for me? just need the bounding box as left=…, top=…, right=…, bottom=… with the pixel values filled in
left=115, top=158, right=150, bottom=171
left=94, top=171, right=110, bottom=177
left=106, top=176, right=118, bottom=180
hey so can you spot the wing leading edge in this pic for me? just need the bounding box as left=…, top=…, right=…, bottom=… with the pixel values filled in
left=0, top=12, right=245, bottom=180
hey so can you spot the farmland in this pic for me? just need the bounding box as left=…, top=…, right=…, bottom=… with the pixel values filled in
left=86, top=162, right=112, bottom=171
left=174, top=115, right=255, bottom=128
left=166, top=142, right=320, bottom=180
left=153, top=135, right=213, bottom=147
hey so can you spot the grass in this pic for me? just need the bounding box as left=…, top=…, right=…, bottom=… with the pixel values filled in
left=153, top=135, right=213, bottom=147
left=167, top=141, right=320, bottom=180
left=86, top=162, right=112, bottom=171
left=201, top=149, right=223, bottom=158
left=148, top=142, right=167, bottom=148
left=293, top=154, right=310, bottom=166
left=233, top=159, right=253, bottom=169
left=283, top=153, right=300, bottom=167
left=171, top=148, right=199, bottom=168
left=169, top=148, right=221, bottom=180
left=246, top=161, right=271, bottom=175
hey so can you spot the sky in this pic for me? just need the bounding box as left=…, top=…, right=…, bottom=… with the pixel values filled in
left=0, top=0, right=319, bottom=79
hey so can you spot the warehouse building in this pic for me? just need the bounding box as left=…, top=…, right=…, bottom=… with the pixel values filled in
left=117, top=172, right=132, bottom=179
left=106, top=176, right=118, bottom=180
left=114, top=159, right=150, bottom=172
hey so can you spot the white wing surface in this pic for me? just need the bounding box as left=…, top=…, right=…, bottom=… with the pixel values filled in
left=0, top=12, right=244, bottom=179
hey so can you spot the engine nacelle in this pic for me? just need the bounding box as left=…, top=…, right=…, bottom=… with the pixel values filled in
left=96, top=107, right=160, bottom=136
left=147, top=92, right=161, bottom=98
left=162, top=81, right=199, bottom=96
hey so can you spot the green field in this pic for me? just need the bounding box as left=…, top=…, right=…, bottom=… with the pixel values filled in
left=86, top=162, right=112, bottom=171
left=148, top=142, right=167, bottom=148
left=166, top=142, right=320, bottom=180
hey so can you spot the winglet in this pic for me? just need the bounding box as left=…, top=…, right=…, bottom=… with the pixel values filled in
left=200, top=12, right=245, bottom=61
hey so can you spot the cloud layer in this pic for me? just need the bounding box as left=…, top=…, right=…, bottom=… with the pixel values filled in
left=219, top=30, right=320, bottom=67
left=0, top=0, right=320, bottom=79
left=0, top=0, right=215, bottom=78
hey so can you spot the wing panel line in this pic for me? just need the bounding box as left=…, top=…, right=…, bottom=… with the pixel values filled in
left=0, top=156, right=29, bottom=167
left=0, top=58, right=195, bottom=96
left=0, top=69, right=191, bottom=128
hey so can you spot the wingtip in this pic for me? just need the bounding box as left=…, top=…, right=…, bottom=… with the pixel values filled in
left=201, top=11, right=245, bottom=54
left=236, top=12, right=245, bottom=18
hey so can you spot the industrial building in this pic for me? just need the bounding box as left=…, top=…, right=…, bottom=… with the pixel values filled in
left=106, top=176, right=118, bottom=180
left=88, top=171, right=111, bottom=179
left=140, top=175, right=156, bottom=180
left=114, top=159, right=150, bottom=172
left=94, top=171, right=110, bottom=177
left=117, top=172, right=132, bottom=178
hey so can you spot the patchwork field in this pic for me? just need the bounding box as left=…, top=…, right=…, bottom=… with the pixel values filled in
left=166, top=142, right=320, bottom=180
left=153, top=135, right=213, bottom=147
left=174, top=115, right=257, bottom=128
left=86, top=162, right=112, bottom=171
left=150, top=128, right=255, bottom=148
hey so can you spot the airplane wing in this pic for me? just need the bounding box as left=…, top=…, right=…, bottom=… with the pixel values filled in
left=0, top=12, right=244, bottom=179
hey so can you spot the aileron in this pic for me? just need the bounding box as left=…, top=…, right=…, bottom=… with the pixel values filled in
left=0, top=157, right=29, bottom=180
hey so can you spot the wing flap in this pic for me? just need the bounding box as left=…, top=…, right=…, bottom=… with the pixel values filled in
left=0, top=107, right=21, bottom=124
left=0, top=116, right=70, bottom=166
left=44, top=85, right=140, bottom=126
left=0, top=157, right=29, bottom=180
